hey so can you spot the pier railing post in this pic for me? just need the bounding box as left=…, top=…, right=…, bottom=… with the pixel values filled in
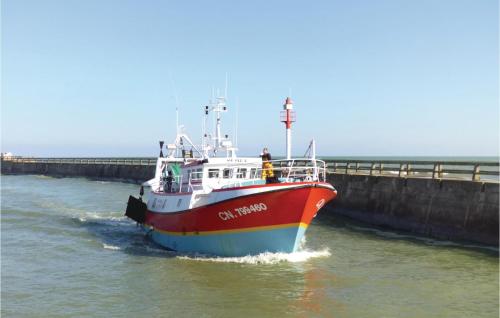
left=432, top=163, right=439, bottom=179
left=370, top=163, right=376, bottom=176
left=472, top=164, right=480, bottom=181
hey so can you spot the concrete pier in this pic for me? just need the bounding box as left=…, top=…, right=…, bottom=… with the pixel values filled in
left=325, top=174, right=499, bottom=246
left=0, top=160, right=155, bottom=184
left=1, top=157, right=498, bottom=246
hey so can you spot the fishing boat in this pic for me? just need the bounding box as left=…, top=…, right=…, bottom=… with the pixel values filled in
left=125, top=95, right=337, bottom=256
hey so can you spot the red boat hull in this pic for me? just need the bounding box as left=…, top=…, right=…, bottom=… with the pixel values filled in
left=144, top=182, right=336, bottom=256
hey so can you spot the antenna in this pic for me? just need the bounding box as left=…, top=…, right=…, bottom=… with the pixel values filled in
left=169, top=72, right=181, bottom=136
left=235, top=97, right=239, bottom=147
left=176, top=107, right=179, bottom=135
left=224, top=72, right=229, bottom=99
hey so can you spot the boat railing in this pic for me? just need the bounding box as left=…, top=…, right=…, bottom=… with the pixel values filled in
left=159, top=158, right=327, bottom=192
left=188, top=171, right=204, bottom=192
left=176, top=175, right=183, bottom=192
left=220, top=158, right=327, bottom=186
left=260, top=158, right=327, bottom=182
left=157, top=174, right=184, bottom=193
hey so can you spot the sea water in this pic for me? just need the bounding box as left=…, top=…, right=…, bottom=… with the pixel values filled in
left=1, top=175, right=498, bottom=317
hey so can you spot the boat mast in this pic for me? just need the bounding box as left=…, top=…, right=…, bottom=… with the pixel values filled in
left=176, top=107, right=179, bottom=158
left=199, top=77, right=237, bottom=158
left=215, top=97, right=224, bottom=148
left=201, top=91, right=237, bottom=158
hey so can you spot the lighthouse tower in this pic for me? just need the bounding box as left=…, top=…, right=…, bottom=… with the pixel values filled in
left=280, top=97, right=296, bottom=160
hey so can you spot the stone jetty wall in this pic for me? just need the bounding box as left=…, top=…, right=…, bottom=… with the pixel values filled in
left=1, top=161, right=155, bottom=184
left=325, top=174, right=499, bottom=246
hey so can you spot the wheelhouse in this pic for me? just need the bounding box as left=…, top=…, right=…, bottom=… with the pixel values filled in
left=156, top=157, right=327, bottom=194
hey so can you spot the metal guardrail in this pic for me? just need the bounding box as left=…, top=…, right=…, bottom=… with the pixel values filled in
left=324, top=159, right=499, bottom=182
left=1, top=156, right=157, bottom=166
left=2, top=156, right=498, bottom=182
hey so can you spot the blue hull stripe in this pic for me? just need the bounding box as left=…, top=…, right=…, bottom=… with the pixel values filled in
left=149, top=225, right=307, bottom=257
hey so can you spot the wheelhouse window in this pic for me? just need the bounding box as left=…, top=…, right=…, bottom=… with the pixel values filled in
left=191, top=168, right=203, bottom=181
left=236, top=168, right=247, bottom=179
left=223, top=168, right=232, bottom=179
left=250, top=168, right=259, bottom=178
left=208, top=169, right=220, bottom=178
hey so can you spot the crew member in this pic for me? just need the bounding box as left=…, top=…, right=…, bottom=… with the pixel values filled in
left=166, top=170, right=174, bottom=193
left=260, top=147, right=275, bottom=183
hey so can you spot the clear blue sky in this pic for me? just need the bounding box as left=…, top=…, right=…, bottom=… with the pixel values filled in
left=1, top=0, right=498, bottom=157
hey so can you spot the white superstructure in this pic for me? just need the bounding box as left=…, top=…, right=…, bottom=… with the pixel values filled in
left=143, top=95, right=326, bottom=199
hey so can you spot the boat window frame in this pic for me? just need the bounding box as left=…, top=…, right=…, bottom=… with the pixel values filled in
left=208, top=169, right=220, bottom=178
left=250, top=168, right=259, bottom=178
left=190, top=168, right=203, bottom=181
left=222, top=168, right=232, bottom=179
left=236, top=168, right=248, bottom=179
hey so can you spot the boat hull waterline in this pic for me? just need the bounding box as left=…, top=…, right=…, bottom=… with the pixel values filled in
left=144, top=182, right=336, bottom=256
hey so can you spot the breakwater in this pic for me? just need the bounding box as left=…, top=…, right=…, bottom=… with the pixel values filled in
left=0, top=158, right=155, bottom=184
left=2, top=157, right=498, bottom=246
left=325, top=174, right=498, bottom=246
left=323, top=159, right=499, bottom=246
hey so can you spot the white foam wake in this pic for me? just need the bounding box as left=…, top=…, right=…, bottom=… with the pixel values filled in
left=76, top=212, right=126, bottom=222
left=102, top=243, right=121, bottom=250
left=177, top=248, right=331, bottom=265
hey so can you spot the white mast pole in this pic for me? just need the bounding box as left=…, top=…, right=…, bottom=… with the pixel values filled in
left=312, top=139, right=316, bottom=159
left=176, top=107, right=179, bottom=135
left=216, top=107, right=221, bottom=148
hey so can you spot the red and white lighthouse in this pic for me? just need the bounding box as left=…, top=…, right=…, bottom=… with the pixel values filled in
left=280, top=97, right=296, bottom=160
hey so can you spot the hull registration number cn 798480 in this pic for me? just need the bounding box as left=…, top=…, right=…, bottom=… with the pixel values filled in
left=218, top=203, right=268, bottom=221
